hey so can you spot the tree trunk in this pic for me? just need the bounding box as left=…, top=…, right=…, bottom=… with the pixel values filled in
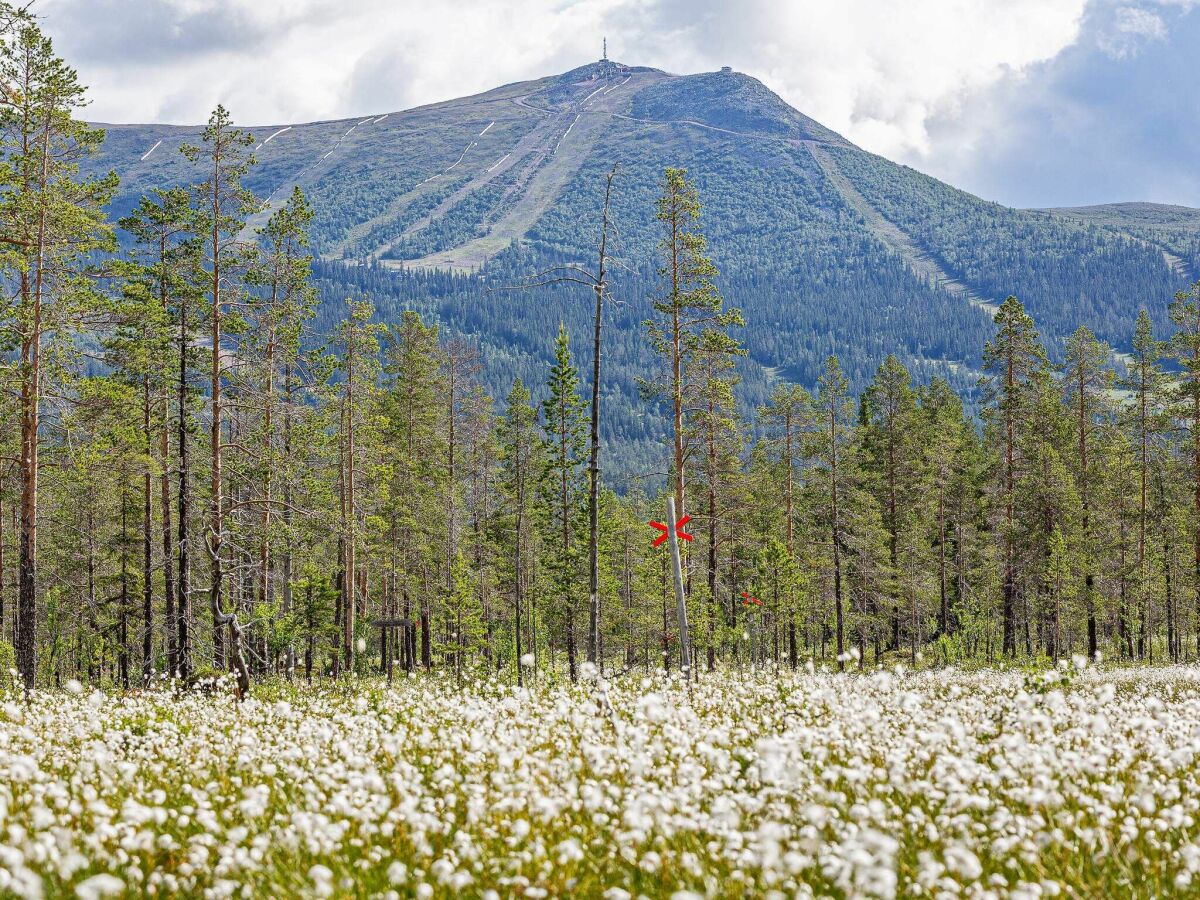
left=176, top=288, right=193, bottom=680
left=142, top=374, right=154, bottom=682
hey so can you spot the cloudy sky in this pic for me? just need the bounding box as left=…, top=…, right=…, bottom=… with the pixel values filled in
left=38, top=0, right=1200, bottom=209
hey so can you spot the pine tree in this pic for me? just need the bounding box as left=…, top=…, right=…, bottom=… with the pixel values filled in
left=442, top=337, right=481, bottom=672
left=643, top=167, right=743, bottom=523
left=916, top=378, right=973, bottom=637
left=1123, top=312, right=1166, bottom=662
left=1063, top=325, right=1114, bottom=658
left=0, top=16, right=116, bottom=687
left=382, top=310, right=447, bottom=669
left=181, top=105, right=258, bottom=672
left=332, top=299, right=382, bottom=674
left=982, top=296, right=1049, bottom=656
left=117, top=187, right=198, bottom=678
left=497, top=379, right=541, bottom=687
left=1169, top=281, right=1200, bottom=657
left=691, top=332, right=743, bottom=671
left=760, top=384, right=811, bottom=666
left=247, top=186, right=316, bottom=648
left=860, top=354, right=923, bottom=650
left=813, top=356, right=854, bottom=670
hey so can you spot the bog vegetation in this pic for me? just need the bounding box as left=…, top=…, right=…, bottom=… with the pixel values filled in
left=1, top=6, right=1200, bottom=697
left=1, top=662, right=1199, bottom=898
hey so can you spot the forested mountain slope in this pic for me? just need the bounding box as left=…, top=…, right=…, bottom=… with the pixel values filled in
left=84, top=60, right=1198, bottom=476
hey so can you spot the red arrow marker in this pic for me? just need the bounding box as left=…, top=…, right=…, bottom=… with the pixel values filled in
left=675, top=515, right=693, bottom=542
left=649, top=520, right=669, bottom=547
left=649, top=515, right=693, bottom=547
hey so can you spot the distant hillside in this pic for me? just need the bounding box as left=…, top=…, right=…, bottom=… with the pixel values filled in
left=1043, top=202, right=1200, bottom=282
left=82, top=60, right=1200, bottom=478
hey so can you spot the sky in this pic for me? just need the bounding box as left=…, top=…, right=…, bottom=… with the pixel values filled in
left=38, top=0, right=1200, bottom=209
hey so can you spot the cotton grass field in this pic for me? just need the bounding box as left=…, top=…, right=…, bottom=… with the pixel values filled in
left=1, top=661, right=1199, bottom=898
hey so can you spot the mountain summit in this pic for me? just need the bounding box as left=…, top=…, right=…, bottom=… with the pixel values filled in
left=85, top=59, right=1200, bottom=471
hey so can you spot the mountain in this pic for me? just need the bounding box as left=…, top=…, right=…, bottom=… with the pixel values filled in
left=83, top=60, right=1200, bottom=479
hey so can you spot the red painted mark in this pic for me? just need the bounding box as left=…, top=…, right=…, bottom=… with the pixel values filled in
left=649, top=515, right=693, bottom=547
left=740, top=591, right=762, bottom=607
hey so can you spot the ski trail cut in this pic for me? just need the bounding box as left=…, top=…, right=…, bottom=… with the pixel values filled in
left=415, top=139, right=474, bottom=186
left=486, top=153, right=511, bottom=173
left=806, top=142, right=998, bottom=316
left=581, top=84, right=607, bottom=106
left=445, top=141, right=476, bottom=173
left=478, top=121, right=494, bottom=136
left=398, top=67, right=666, bottom=272
left=554, top=114, right=580, bottom=155
left=256, top=126, right=291, bottom=150
left=140, top=140, right=162, bottom=161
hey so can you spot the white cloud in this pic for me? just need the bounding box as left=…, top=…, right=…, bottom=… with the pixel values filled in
left=35, top=0, right=1171, bottom=175
left=1097, top=6, right=1167, bottom=57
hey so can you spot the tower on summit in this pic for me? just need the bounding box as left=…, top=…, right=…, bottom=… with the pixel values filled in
left=602, top=37, right=607, bottom=61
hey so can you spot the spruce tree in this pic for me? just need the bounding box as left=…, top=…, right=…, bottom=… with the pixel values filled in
left=540, top=325, right=587, bottom=680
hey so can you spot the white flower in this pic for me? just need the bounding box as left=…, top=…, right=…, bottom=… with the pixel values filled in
left=555, top=838, right=584, bottom=864
left=944, top=845, right=983, bottom=881
left=520, top=653, right=535, bottom=668
left=76, top=874, right=125, bottom=900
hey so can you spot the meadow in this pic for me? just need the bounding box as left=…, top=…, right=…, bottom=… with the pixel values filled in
left=0, top=660, right=1196, bottom=898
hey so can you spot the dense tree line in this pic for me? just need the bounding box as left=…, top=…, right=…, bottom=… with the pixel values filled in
left=3, top=11, right=1200, bottom=693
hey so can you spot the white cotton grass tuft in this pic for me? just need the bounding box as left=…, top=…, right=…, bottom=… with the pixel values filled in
left=75, top=874, right=125, bottom=900
left=1, top=662, right=1197, bottom=896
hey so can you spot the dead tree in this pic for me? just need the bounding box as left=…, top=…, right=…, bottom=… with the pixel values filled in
left=492, top=163, right=620, bottom=670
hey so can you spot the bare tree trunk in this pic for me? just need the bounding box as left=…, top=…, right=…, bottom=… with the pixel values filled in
left=831, top=406, right=845, bottom=671
left=119, top=488, right=130, bottom=690
left=281, top=360, right=295, bottom=671
left=176, top=289, right=193, bottom=680
left=17, top=267, right=41, bottom=690
left=142, top=375, right=154, bottom=682
left=209, top=200, right=226, bottom=672
left=342, top=324, right=357, bottom=673
left=586, top=165, right=617, bottom=667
